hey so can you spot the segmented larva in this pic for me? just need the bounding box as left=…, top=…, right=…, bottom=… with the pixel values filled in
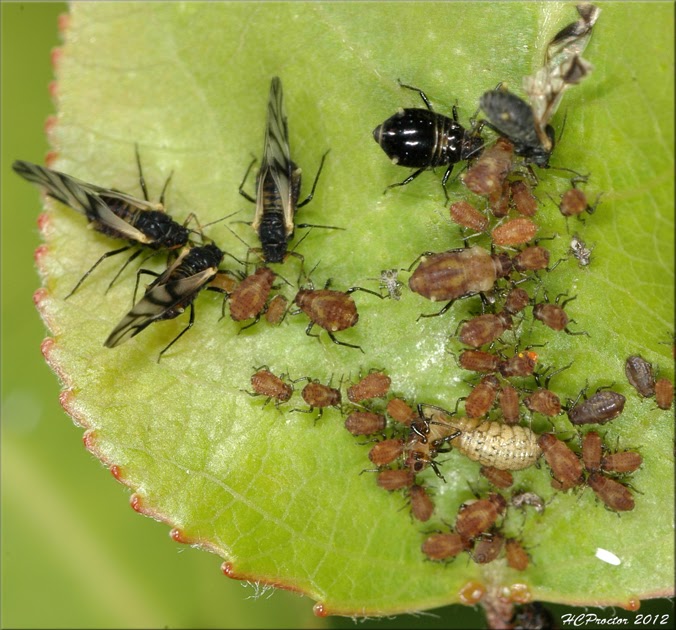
left=427, top=412, right=542, bottom=470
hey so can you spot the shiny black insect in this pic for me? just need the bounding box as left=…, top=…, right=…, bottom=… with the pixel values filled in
left=13, top=150, right=191, bottom=297
left=238, top=76, right=332, bottom=263
left=104, top=244, right=224, bottom=361
left=373, top=82, right=483, bottom=198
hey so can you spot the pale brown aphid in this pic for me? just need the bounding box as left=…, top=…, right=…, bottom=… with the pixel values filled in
left=524, top=388, right=562, bottom=417
left=347, top=371, right=391, bottom=403
left=499, top=384, right=521, bottom=424
left=427, top=411, right=542, bottom=471
left=505, top=538, right=530, bottom=571
left=624, top=355, right=655, bottom=398
left=558, top=188, right=600, bottom=218
left=462, top=137, right=514, bottom=196
left=408, top=246, right=512, bottom=305
left=655, top=377, right=674, bottom=410
left=422, top=532, right=466, bottom=561
left=209, top=272, right=239, bottom=294
left=465, top=375, right=501, bottom=418
left=344, top=411, right=386, bottom=436
left=491, top=217, right=538, bottom=247
left=250, top=368, right=292, bottom=403
left=229, top=267, right=276, bottom=322
left=459, top=349, right=501, bottom=373
left=510, top=180, right=538, bottom=217
left=368, top=438, right=405, bottom=467
left=386, top=397, right=416, bottom=426
left=512, top=246, right=550, bottom=273
left=601, top=451, right=643, bottom=474
left=409, top=484, right=435, bottom=522
left=472, top=533, right=505, bottom=565
left=376, top=469, right=415, bottom=491
left=265, top=294, right=288, bottom=324
left=458, top=312, right=513, bottom=348
left=301, top=381, right=341, bottom=411
left=480, top=465, right=514, bottom=489
left=489, top=180, right=511, bottom=218
left=503, top=287, right=530, bottom=315
left=455, top=493, right=507, bottom=541
left=450, top=200, right=489, bottom=232
left=588, top=472, right=635, bottom=512
left=581, top=430, right=603, bottom=473
left=537, top=433, right=584, bottom=490
left=499, top=351, right=538, bottom=378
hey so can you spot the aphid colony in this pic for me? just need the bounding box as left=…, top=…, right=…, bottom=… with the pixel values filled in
left=18, top=1, right=674, bottom=599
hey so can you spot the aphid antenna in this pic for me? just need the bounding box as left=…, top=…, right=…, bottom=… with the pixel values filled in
left=548, top=165, right=589, bottom=182
left=133, top=143, right=173, bottom=207
left=237, top=156, right=258, bottom=203
left=403, top=250, right=437, bottom=274
left=103, top=249, right=154, bottom=295
left=534, top=361, right=574, bottom=390
left=65, top=244, right=136, bottom=300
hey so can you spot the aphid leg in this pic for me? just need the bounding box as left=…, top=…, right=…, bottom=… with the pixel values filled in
left=345, top=286, right=386, bottom=300
left=404, top=251, right=437, bottom=273
left=384, top=167, right=427, bottom=194
left=65, top=245, right=134, bottom=299
left=105, top=248, right=151, bottom=294
left=297, top=150, right=330, bottom=208
left=417, top=299, right=456, bottom=321
left=397, top=81, right=434, bottom=111
left=564, top=321, right=590, bottom=337
left=328, top=331, right=365, bottom=354
left=440, top=165, right=454, bottom=200
left=238, top=157, right=257, bottom=203
left=428, top=459, right=447, bottom=483
left=558, top=294, right=576, bottom=308
left=238, top=314, right=262, bottom=333
left=157, top=303, right=195, bottom=363
left=132, top=268, right=161, bottom=304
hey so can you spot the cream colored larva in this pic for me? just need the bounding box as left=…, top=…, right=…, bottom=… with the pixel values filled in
left=426, top=411, right=542, bottom=471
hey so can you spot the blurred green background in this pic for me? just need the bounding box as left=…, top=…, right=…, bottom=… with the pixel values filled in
left=1, top=4, right=673, bottom=629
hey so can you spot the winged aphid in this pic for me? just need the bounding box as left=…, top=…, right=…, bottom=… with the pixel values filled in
left=104, top=243, right=227, bottom=361
left=238, top=77, right=335, bottom=264
left=13, top=147, right=193, bottom=297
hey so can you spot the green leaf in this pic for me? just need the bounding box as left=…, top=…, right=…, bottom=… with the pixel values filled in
left=33, top=1, right=673, bottom=619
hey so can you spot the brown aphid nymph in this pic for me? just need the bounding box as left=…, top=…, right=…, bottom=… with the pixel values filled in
left=567, top=390, right=626, bottom=425
left=655, top=378, right=674, bottom=410
left=533, top=294, right=588, bottom=336
left=344, top=411, right=386, bottom=436
left=376, top=469, right=415, bottom=491
left=582, top=430, right=603, bottom=473
left=499, top=384, right=521, bottom=424
left=455, top=493, right=507, bottom=541
left=480, top=465, right=514, bottom=489
left=462, top=137, right=514, bottom=196
left=347, top=371, right=392, bottom=403
left=300, top=380, right=342, bottom=412
left=524, top=388, right=562, bottom=417
left=537, top=433, right=584, bottom=490
left=505, top=538, right=530, bottom=571
left=386, top=397, right=417, bottom=426
left=265, top=294, right=288, bottom=324
left=503, top=287, right=531, bottom=315
left=513, top=246, right=550, bottom=273
left=587, top=472, right=635, bottom=512
left=229, top=267, right=276, bottom=323
left=450, top=200, right=489, bottom=233
left=471, top=533, right=505, bottom=565
left=491, top=217, right=538, bottom=247
left=510, top=180, right=538, bottom=217
left=409, top=484, right=435, bottom=522
left=625, top=355, right=655, bottom=398
left=368, top=438, right=405, bottom=467
left=426, top=410, right=541, bottom=471
left=465, top=375, right=501, bottom=419
left=459, top=350, right=501, bottom=373
left=499, top=351, right=538, bottom=378
left=249, top=368, right=293, bottom=404
left=557, top=188, right=600, bottom=218
left=422, top=532, right=466, bottom=562
left=408, top=246, right=512, bottom=311
left=601, top=451, right=643, bottom=474
left=458, top=312, right=513, bottom=348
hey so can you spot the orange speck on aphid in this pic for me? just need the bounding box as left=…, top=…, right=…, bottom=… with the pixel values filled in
left=526, top=351, right=538, bottom=363
left=130, top=494, right=144, bottom=513
left=623, top=597, right=641, bottom=611
left=313, top=603, right=328, bottom=617
left=459, top=581, right=485, bottom=605
left=507, top=583, right=532, bottom=604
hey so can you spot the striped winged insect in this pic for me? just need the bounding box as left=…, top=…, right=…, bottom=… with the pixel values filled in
left=12, top=148, right=192, bottom=297
left=479, top=4, right=600, bottom=167
left=238, top=76, right=335, bottom=264
left=104, top=243, right=227, bottom=362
